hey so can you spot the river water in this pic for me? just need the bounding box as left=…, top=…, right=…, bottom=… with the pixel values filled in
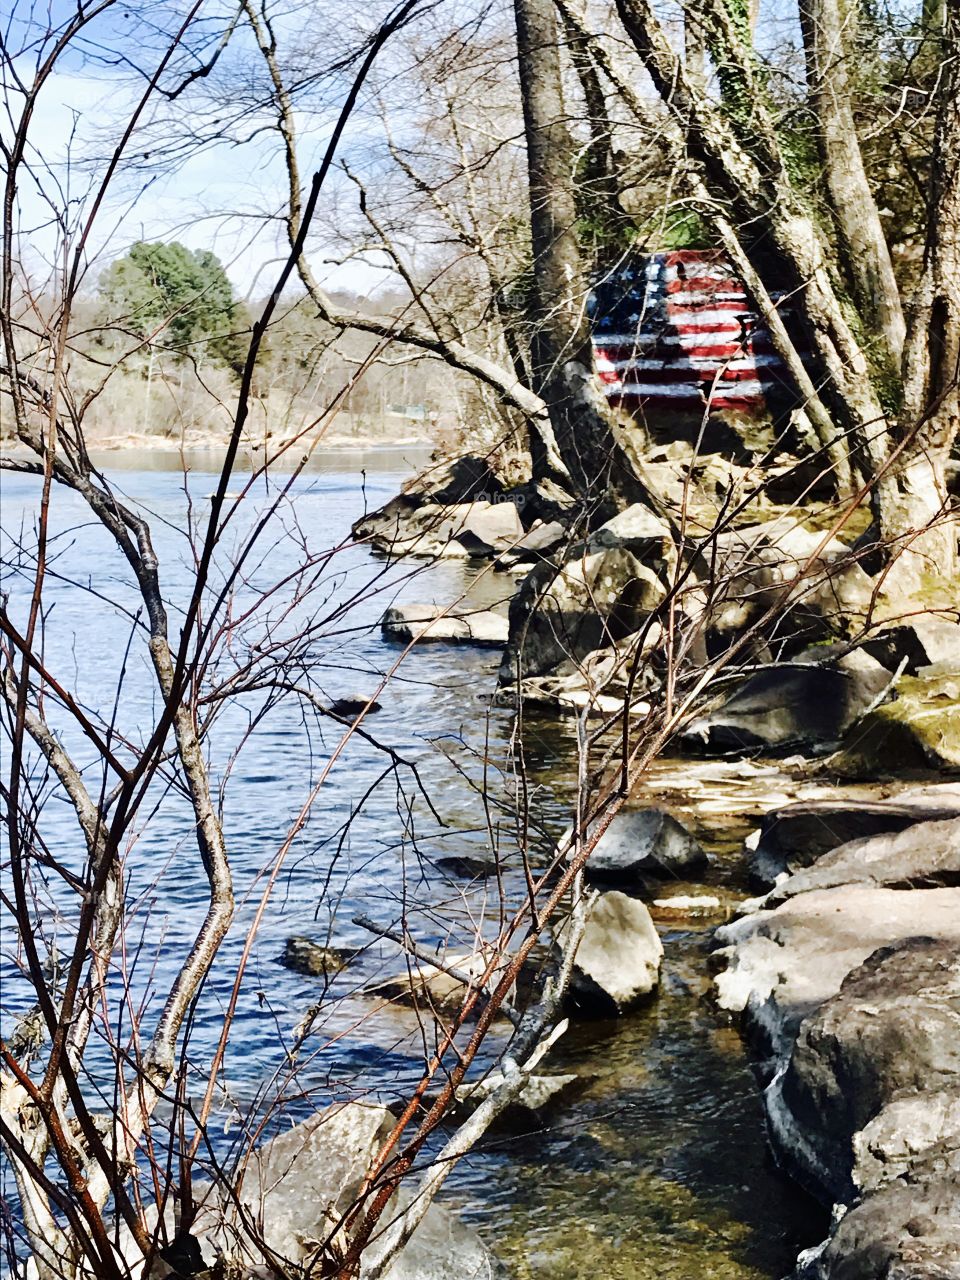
left=0, top=446, right=823, bottom=1278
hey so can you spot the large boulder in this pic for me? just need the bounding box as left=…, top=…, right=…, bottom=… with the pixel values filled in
left=582, top=807, right=708, bottom=884
left=793, top=1148, right=960, bottom=1280
left=833, top=673, right=960, bottom=777
left=500, top=504, right=674, bottom=681
left=682, top=651, right=890, bottom=755
left=749, top=786, right=960, bottom=885
left=561, top=890, right=663, bottom=1017
left=765, top=816, right=960, bottom=904
left=111, top=1104, right=496, bottom=1279
left=381, top=604, right=508, bottom=646
left=766, top=938, right=960, bottom=1204
left=712, top=884, right=960, bottom=1059
left=703, top=518, right=873, bottom=654
left=219, top=1103, right=497, bottom=1279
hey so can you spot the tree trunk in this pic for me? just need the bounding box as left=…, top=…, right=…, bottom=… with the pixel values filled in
left=514, top=0, right=648, bottom=517
left=890, top=1, right=959, bottom=582
left=798, top=0, right=905, bottom=368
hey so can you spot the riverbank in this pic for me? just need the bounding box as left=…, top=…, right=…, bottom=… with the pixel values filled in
left=348, top=448, right=960, bottom=1277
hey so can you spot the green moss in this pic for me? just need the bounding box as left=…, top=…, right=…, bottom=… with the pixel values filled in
left=834, top=674, right=960, bottom=778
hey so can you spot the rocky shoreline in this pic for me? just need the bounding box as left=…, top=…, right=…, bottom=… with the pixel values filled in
left=350, top=447, right=960, bottom=1277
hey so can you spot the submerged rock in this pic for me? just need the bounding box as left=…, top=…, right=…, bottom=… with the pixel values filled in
left=280, top=936, right=349, bottom=977
left=381, top=604, right=508, bottom=646
left=584, top=808, right=708, bottom=884
left=561, top=890, right=663, bottom=1017
left=749, top=786, right=960, bottom=885
left=833, top=673, right=960, bottom=776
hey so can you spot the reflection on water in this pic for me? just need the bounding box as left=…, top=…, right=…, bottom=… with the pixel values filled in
left=0, top=448, right=823, bottom=1277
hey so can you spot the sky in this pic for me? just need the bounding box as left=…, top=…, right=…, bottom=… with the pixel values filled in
left=3, top=1, right=413, bottom=301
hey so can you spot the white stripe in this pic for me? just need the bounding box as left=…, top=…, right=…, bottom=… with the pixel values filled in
left=608, top=378, right=768, bottom=398
left=599, top=353, right=783, bottom=373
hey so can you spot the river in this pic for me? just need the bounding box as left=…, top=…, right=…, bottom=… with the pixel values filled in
left=0, top=445, right=823, bottom=1278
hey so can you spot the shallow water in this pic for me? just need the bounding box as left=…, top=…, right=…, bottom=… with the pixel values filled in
left=0, top=447, right=824, bottom=1277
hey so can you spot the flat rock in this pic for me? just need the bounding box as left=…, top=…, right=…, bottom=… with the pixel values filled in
left=561, top=890, right=663, bottom=1017
left=750, top=786, right=960, bottom=885
left=649, top=893, right=729, bottom=922
left=713, top=884, right=960, bottom=1059
left=381, top=604, right=508, bottom=646
left=583, top=808, right=708, bottom=883
left=766, top=816, right=960, bottom=904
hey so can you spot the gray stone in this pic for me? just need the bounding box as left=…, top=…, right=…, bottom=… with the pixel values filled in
left=561, top=890, right=663, bottom=1017
left=499, top=505, right=673, bottom=680
left=212, top=1103, right=497, bottom=1279
left=792, top=1149, right=960, bottom=1280
left=683, top=654, right=890, bottom=755
left=381, top=604, right=508, bottom=646
left=767, top=939, right=960, bottom=1204
left=356, top=499, right=523, bottom=560
left=750, top=787, right=960, bottom=886
left=766, top=816, right=960, bottom=904
left=855, top=1086, right=960, bottom=1194
left=583, top=808, right=708, bottom=884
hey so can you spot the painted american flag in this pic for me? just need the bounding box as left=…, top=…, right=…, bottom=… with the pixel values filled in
left=589, top=249, right=799, bottom=416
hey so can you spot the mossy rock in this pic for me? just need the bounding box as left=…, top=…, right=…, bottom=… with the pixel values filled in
left=833, top=675, right=960, bottom=778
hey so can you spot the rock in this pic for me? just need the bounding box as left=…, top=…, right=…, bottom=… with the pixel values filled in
left=499, top=505, right=673, bottom=680
left=649, top=893, right=728, bottom=922
left=435, top=854, right=502, bottom=878
left=749, top=786, right=960, bottom=885
left=793, top=1149, right=960, bottom=1280
left=766, top=817, right=960, bottom=903
left=400, top=454, right=507, bottom=506
left=561, top=891, right=663, bottom=1017
left=683, top=653, right=890, bottom=755
left=381, top=604, right=508, bottom=646
left=355, top=498, right=523, bottom=559
left=279, top=936, right=348, bottom=977
left=705, top=518, right=874, bottom=653
left=495, top=519, right=568, bottom=567
left=447, top=1070, right=584, bottom=1125
left=372, top=952, right=505, bottom=1013
left=583, top=808, right=708, bottom=884
left=214, top=1103, right=496, bottom=1279
left=854, top=1086, right=960, bottom=1194
left=833, top=673, right=960, bottom=777
left=327, top=694, right=382, bottom=718
left=766, top=938, right=960, bottom=1204
left=861, top=619, right=960, bottom=676
left=712, top=884, right=960, bottom=1060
